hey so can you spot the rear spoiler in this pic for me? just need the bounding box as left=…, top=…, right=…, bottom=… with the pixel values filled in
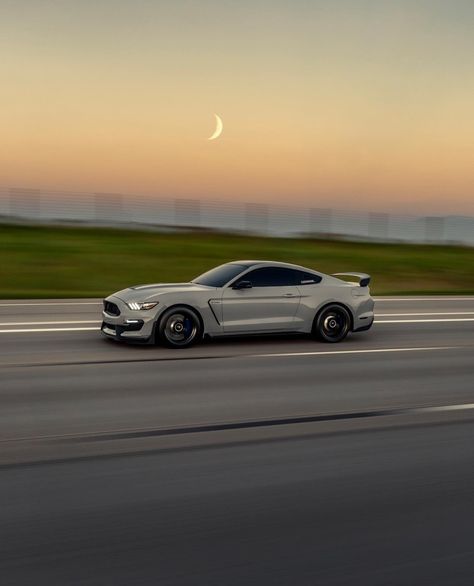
left=332, top=272, right=371, bottom=287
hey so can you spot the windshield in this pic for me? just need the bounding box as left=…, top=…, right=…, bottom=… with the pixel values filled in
left=192, top=263, right=247, bottom=287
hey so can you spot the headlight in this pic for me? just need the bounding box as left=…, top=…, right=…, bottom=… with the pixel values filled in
left=127, top=301, right=159, bottom=311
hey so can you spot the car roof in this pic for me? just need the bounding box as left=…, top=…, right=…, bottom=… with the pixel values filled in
left=232, top=260, right=321, bottom=274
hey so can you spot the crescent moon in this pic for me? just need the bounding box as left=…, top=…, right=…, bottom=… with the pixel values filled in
left=208, top=114, right=223, bottom=141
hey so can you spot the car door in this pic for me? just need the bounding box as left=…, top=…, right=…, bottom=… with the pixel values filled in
left=221, top=267, right=301, bottom=333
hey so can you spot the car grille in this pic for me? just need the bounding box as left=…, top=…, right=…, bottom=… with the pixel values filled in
left=104, top=300, right=120, bottom=316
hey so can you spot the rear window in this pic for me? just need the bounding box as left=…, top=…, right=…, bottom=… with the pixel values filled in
left=296, top=271, right=322, bottom=285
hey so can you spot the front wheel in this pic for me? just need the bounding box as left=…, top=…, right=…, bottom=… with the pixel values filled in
left=157, top=306, right=203, bottom=348
left=313, top=305, right=351, bottom=343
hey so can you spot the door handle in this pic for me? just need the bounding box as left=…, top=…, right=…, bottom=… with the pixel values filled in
left=283, top=293, right=296, bottom=297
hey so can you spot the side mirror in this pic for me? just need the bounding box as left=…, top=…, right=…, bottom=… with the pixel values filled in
left=232, top=280, right=252, bottom=290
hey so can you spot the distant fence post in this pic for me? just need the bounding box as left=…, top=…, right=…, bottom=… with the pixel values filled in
left=174, top=199, right=201, bottom=229
left=245, top=203, right=268, bottom=234
left=368, top=212, right=389, bottom=240
left=94, top=193, right=124, bottom=224
left=4, top=187, right=474, bottom=246
left=309, top=208, right=332, bottom=236
left=9, top=188, right=41, bottom=220
left=424, top=216, right=444, bottom=243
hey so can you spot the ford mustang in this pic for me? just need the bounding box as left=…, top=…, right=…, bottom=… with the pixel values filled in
left=101, top=260, right=374, bottom=347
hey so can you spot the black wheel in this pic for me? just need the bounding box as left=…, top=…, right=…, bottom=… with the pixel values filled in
left=157, top=306, right=203, bottom=348
left=313, top=304, right=351, bottom=343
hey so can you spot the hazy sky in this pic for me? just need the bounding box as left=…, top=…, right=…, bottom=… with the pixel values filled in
left=1, top=0, right=473, bottom=213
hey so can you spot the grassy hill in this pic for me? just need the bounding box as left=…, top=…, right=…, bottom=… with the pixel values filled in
left=1, top=223, right=473, bottom=298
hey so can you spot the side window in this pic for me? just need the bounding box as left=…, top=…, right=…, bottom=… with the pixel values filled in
left=244, top=267, right=298, bottom=287
left=295, top=271, right=322, bottom=285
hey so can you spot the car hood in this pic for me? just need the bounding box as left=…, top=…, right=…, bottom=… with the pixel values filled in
left=111, top=282, right=214, bottom=303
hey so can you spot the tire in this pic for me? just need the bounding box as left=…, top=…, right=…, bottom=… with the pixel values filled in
left=313, top=304, right=351, bottom=343
left=157, top=306, right=203, bottom=348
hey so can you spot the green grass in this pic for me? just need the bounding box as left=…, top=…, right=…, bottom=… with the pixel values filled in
left=1, top=223, right=473, bottom=298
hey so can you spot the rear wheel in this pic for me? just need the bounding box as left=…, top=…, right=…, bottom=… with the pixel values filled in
left=157, top=306, right=203, bottom=348
left=313, top=305, right=351, bottom=343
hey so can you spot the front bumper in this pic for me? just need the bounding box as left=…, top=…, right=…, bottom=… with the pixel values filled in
left=101, top=296, right=160, bottom=343
left=101, top=319, right=150, bottom=341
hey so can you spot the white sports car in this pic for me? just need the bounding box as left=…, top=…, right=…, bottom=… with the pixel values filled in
left=101, top=260, right=374, bottom=348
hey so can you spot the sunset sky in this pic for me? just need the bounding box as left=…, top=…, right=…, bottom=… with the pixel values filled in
left=1, top=0, right=473, bottom=213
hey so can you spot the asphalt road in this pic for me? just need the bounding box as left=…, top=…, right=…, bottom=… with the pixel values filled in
left=1, top=296, right=474, bottom=585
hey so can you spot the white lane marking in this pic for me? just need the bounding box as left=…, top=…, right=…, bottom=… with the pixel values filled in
left=377, top=318, right=474, bottom=323
left=257, top=346, right=453, bottom=358
left=374, top=297, right=474, bottom=301
left=1, top=297, right=472, bottom=307
left=0, top=302, right=100, bottom=306
left=418, top=404, right=474, bottom=413
left=0, top=327, right=100, bottom=333
left=0, top=321, right=99, bottom=326
left=1, top=316, right=474, bottom=334
left=378, top=312, right=474, bottom=317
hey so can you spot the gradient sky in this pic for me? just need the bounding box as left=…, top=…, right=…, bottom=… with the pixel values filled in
left=1, top=0, right=473, bottom=213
